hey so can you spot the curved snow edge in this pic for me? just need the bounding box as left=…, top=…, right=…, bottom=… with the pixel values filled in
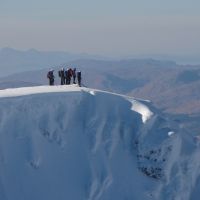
left=127, top=98, right=154, bottom=123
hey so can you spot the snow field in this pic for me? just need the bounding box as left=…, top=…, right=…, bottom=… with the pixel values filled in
left=0, top=85, right=199, bottom=200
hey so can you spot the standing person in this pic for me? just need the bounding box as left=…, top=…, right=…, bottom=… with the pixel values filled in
left=66, top=68, right=73, bottom=85
left=68, top=68, right=73, bottom=84
left=58, top=68, right=65, bottom=85
left=72, top=68, right=76, bottom=84
left=65, top=68, right=69, bottom=85
left=77, top=71, right=81, bottom=87
left=47, top=69, right=55, bottom=86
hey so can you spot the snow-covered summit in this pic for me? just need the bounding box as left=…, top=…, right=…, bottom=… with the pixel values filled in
left=0, top=85, right=153, bottom=124
left=0, top=85, right=199, bottom=200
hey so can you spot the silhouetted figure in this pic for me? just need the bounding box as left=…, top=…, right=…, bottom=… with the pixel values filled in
left=65, top=68, right=73, bottom=85
left=77, top=71, right=81, bottom=87
left=58, top=68, right=65, bottom=85
left=47, top=70, right=55, bottom=86
left=72, top=68, right=76, bottom=84
left=65, top=69, right=68, bottom=85
left=65, top=69, right=69, bottom=85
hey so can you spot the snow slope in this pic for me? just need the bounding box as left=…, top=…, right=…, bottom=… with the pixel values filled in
left=0, top=85, right=199, bottom=200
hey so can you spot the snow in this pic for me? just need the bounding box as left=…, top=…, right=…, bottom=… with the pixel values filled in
left=168, top=131, right=175, bottom=136
left=128, top=99, right=153, bottom=123
left=89, top=90, right=96, bottom=96
left=0, top=85, right=199, bottom=200
left=0, top=85, right=81, bottom=98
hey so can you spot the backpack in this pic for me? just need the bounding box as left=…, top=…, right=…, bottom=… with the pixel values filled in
left=47, top=70, right=54, bottom=79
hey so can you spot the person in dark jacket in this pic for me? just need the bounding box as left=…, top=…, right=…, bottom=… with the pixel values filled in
left=47, top=70, right=55, bottom=85
left=65, top=69, right=69, bottom=85
left=65, top=68, right=69, bottom=85
left=72, top=68, right=76, bottom=84
left=58, top=68, right=65, bottom=85
left=65, top=68, right=73, bottom=85
left=77, top=71, right=81, bottom=87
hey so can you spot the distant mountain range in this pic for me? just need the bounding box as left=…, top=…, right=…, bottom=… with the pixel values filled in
left=1, top=47, right=200, bottom=77
left=0, top=47, right=108, bottom=77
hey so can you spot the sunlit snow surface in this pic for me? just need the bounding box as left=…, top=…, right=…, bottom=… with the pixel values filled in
left=0, top=85, right=199, bottom=200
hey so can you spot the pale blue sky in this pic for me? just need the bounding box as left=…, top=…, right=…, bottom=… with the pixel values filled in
left=0, top=0, right=200, bottom=56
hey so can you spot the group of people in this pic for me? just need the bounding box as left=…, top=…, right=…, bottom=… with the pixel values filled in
left=47, top=67, right=82, bottom=87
